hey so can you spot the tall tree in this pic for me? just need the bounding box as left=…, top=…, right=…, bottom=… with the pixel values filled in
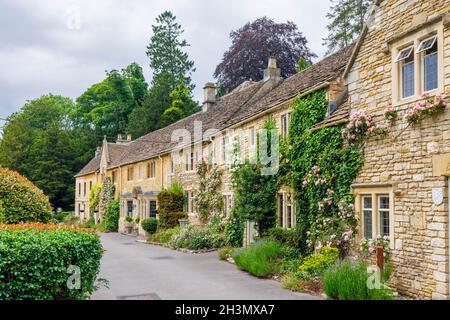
left=214, top=17, right=316, bottom=93
left=323, top=0, right=372, bottom=54
left=128, top=11, right=196, bottom=138
left=0, top=95, right=96, bottom=210
left=73, top=62, right=147, bottom=142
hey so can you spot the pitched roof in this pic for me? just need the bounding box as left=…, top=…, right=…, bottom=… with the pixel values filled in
left=76, top=44, right=355, bottom=176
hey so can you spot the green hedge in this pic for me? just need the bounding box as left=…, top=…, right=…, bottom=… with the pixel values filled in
left=0, top=225, right=103, bottom=300
left=141, top=218, right=158, bottom=234
left=0, top=168, right=52, bottom=223
left=159, top=212, right=188, bottom=229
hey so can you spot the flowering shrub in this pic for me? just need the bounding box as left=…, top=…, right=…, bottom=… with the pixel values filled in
left=0, top=168, right=52, bottom=224
left=303, top=166, right=327, bottom=187
left=341, top=111, right=386, bottom=144
left=405, top=93, right=447, bottom=124
left=306, top=191, right=358, bottom=256
left=170, top=224, right=226, bottom=250
left=384, top=106, right=397, bottom=121
left=0, top=224, right=102, bottom=300
left=360, top=235, right=390, bottom=259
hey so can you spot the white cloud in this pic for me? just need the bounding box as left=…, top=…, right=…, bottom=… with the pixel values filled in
left=0, top=0, right=331, bottom=119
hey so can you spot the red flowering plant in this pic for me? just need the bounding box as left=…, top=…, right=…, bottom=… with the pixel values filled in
left=360, top=235, right=390, bottom=260
left=306, top=189, right=358, bottom=256
left=405, top=93, right=448, bottom=124
left=342, top=111, right=387, bottom=145
left=302, top=166, right=327, bottom=187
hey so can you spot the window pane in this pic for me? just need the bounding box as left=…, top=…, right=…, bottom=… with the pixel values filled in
left=379, top=196, right=390, bottom=210
left=149, top=201, right=157, bottom=218
left=363, top=197, right=372, bottom=209
left=424, top=52, right=438, bottom=92
left=402, top=62, right=415, bottom=98
left=287, top=205, right=292, bottom=228
left=363, top=210, right=373, bottom=239
left=278, top=194, right=284, bottom=227
left=380, top=211, right=390, bottom=237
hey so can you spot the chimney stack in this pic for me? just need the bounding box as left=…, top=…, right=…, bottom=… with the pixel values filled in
left=95, top=147, right=101, bottom=158
left=202, top=82, right=217, bottom=112
left=264, top=56, right=282, bottom=82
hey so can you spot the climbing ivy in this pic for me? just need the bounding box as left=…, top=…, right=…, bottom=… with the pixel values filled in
left=282, top=89, right=364, bottom=253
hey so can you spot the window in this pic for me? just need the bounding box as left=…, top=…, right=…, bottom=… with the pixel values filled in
left=278, top=192, right=295, bottom=229
left=83, top=182, right=86, bottom=196
left=184, top=191, right=195, bottom=213
left=362, top=196, right=373, bottom=239
left=281, top=113, right=291, bottom=138
left=170, top=158, right=174, bottom=174
left=392, top=26, right=443, bottom=104
left=185, top=152, right=194, bottom=172
left=222, top=137, right=228, bottom=163
left=89, top=181, right=92, bottom=191
left=422, top=40, right=438, bottom=92
left=112, top=170, right=117, bottom=183
left=78, top=183, right=81, bottom=196
left=149, top=200, right=157, bottom=218
left=249, top=127, right=255, bottom=146
left=378, top=196, right=390, bottom=237
left=398, top=46, right=415, bottom=99
left=127, top=167, right=134, bottom=181
left=147, top=161, right=156, bottom=179
left=127, top=201, right=133, bottom=217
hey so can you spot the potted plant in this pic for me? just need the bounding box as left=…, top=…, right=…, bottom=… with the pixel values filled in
left=124, top=215, right=133, bottom=234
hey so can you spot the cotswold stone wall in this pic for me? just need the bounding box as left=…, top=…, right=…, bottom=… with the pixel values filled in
left=348, top=0, right=450, bottom=299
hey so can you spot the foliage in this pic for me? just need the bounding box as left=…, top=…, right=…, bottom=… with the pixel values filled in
left=194, top=160, right=224, bottom=224
left=159, top=212, right=188, bottom=229
left=125, top=216, right=133, bottom=223
left=341, top=111, right=386, bottom=145
left=284, top=89, right=364, bottom=254
left=53, top=211, right=73, bottom=223
left=135, top=217, right=140, bottom=225
left=218, top=246, right=234, bottom=260
left=232, top=240, right=284, bottom=277
left=298, top=246, right=339, bottom=276
left=323, top=0, right=372, bottom=54
left=224, top=212, right=244, bottom=247
left=384, top=106, right=398, bottom=121
left=74, top=63, right=148, bottom=141
left=141, top=218, right=158, bottom=234
left=0, top=224, right=102, bottom=300
left=306, top=191, right=358, bottom=255
left=265, top=227, right=302, bottom=248
left=323, top=259, right=395, bottom=300
left=0, top=168, right=52, bottom=224
left=104, top=199, right=120, bottom=232
left=360, top=236, right=390, bottom=259
left=89, top=183, right=102, bottom=214
left=97, top=177, right=115, bottom=220
left=214, top=17, right=316, bottom=93
left=0, top=94, right=96, bottom=211
left=148, top=227, right=181, bottom=244
left=405, top=93, right=447, bottom=124
left=128, top=11, right=197, bottom=137
left=295, top=57, right=311, bottom=73
left=170, top=224, right=227, bottom=250
left=231, top=160, right=279, bottom=235
left=281, top=273, right=305, bottom=292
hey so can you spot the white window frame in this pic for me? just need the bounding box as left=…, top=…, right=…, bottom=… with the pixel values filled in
left=280, top=112, right=291, bottom=139
left=278, top=192, right=296, bottom=229
left=416, top=35, right=437, bottom=54
left=378, top=195, right=390, bottom=238
left=249, top=127, right=255, bottom=146
left=421, top=38, right=438, bottom=94
left=362, top=195, right=374, bottom=239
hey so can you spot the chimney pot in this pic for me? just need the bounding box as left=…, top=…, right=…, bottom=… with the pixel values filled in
left=203, top=82, right=217, bottom=112
left=264, top=57, right=282, bottom=82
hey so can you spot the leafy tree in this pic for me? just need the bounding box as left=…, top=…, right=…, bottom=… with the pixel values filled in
left=214, top=17, right=316, bottom=93
left=74, top=62, right=147, bottom=141
left=323, top=0, right=371, bottom=54
left=295, top=57, right=311, bottom=73
left=128, top=11, right=197, bottom=137
left=0, top=94, right=95, bottom=211
left=159, top=84, right=200, bottom=128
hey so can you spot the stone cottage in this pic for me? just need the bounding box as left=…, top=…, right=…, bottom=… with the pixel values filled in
left=75, top=0, right=450, bottom=300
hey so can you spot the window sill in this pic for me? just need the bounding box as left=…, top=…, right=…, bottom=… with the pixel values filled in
left=392, top=91, right=440, bottom=108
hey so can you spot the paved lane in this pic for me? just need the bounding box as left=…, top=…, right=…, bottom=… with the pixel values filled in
left=92, top=233, right=319, bottom=300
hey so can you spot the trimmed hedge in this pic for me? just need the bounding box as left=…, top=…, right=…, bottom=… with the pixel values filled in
left=159, top=212, right=188, bottom=229
left=0, top=168, right=52, bottom=223
left=141, top=218, right=158, bottom=234
left=0, top=223, right=103, bottom=300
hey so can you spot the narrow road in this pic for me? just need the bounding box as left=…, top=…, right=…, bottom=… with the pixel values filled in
left=92, top=233, right=319, bottom=300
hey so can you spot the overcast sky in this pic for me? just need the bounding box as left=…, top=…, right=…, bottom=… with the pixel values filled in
left=0, top=0, right=331, bottom=120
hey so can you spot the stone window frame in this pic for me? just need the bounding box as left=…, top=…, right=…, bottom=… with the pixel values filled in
left=391, top=20, right=444, bottom=107
left=353, top=184, right=395, bottom=250
left=127, top=166, right=134, bottom=182
left=277, top=190, right=296, bottom=229
left=146, top=160, right=157, bottom=180
left=222, top=192, right=233, bottom=217
left=280, top=111, right=291, bottom=139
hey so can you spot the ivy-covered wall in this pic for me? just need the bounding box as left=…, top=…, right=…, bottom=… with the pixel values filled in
left=283, top=89, right=363, bottom=252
